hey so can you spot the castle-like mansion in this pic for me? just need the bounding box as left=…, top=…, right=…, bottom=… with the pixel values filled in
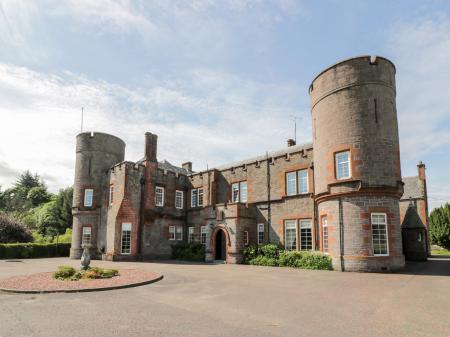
left=70, top=56, right=429, bottom=272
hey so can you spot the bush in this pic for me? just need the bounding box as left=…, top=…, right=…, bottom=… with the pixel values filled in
left=171, top=243, right=205, bottom=262
left=429, top=203, right=450, bottom=250
left=54, top=265, right=76, bottom=279
left=248, top=255, right=279, bottom=266
left=0, top=242, right=71, bottom=259
left=0, top=214, right=33, bottom=243
left=259, top=244, right=280, bottom=259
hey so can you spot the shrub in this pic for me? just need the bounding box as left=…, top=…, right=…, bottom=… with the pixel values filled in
left=243, top=245, right=259, bottom=262
left=259, top=244, right=281, bottom=259
left=0, top=242, right=71, bottom=259
left=0, top=214, right=33, bottom=243
left=171, top=243, right=205, bottom=262
left=54, top=265, right=76, bottom=279
left=248, top=255, right=279, bottom=267
left=279, top=251, right=305, bottom=267
left=429, top=203, right=450, bottom=250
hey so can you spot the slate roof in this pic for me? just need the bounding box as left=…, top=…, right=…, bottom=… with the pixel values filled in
left=401, top=203, right=426, bottom=229
left=135, top=158, right=191, bottom=175
left=401, top=176, right=422, bottom=200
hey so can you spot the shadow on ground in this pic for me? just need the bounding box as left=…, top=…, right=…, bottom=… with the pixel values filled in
left=400, top=258, right=450, bottom=277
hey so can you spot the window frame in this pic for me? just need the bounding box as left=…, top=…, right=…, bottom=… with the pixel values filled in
left=297, top=169, right=309, bottom=194
left=175, top=190, right=184, bottom=209
left=371, top=213, right=389, bottom=256
left=299, top=219, right=313, bottom=251
left=322, top=216, right=329, bottom=254
left=169, top=225, right=176, bottom=241
left=239, top=181, right=248, bottom=202
left=231, top=183, right=240, bottom=203
left=191, top=189, right=198, bottom=208
left=257, top=223, right=264, bottom=245
left=176, top=226, right=183, bottom=240
left=243, top=230, right=249, bottom=246
left=200, top=226, right=207, bottom=245
left=335, top=150, right=351, bottom=180
left=286, top=171, right=297, bottom=196
left=198, top=188, right=204, bottom=207
left=82, top=226, right=92, bottom=246
left=121, top=223, right=132, bottom=255
left=188, top=226, right=194, bottom=243
left=155, top=186, right=165, bottom=207
left=109, top=185, right=114, bottom=206
left=284, top=220, right=297, bottom=251
left=84, top=189, right=94, bottom=207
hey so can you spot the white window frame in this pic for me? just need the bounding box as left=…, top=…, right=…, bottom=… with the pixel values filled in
left=231, top=183, right=240, bottom=203
left=121, top=223, right=132, bottom=255
left=322, top=216, right=329, bottom=254
left=239, top=181, right=248, bottom=202
left=286, top=172, right=297, bottom=196
left=371, top=213, right=389, bottom=256
left=191, top=189, right=198, bottom=208
left=243, top=230, right=249, bottom=246
left=198, top=188, right=204, bottom=207
left=200, top=226, right=207, bottom=245
left=176, top=226, right=183, bottom=240
left=155, top=186, right=164, bottom=206
left=284, top=220, right=297, bottom=251
left=299, top=219, right=313, bottom=251
left=82, top=226, right=91, bottom=246
left=297, top=169, right=308, bottom=194
left=257, top=223, right=264, bottom=245
left=84, top=189, right=93, bottom=207
left=188, top=226, right=194, bottom=243
left=169, top=225, right=176, bottom=241
left=335, top=151, right=351, bottom=180
left=109, top=185, right=114, bottom=205
left=175, top=190, right=183, bottom=209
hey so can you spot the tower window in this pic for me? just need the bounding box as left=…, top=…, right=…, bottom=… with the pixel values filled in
left=371, top=213, right=389, bottom=255
left=155, top=186, right=164, bottom=206
left=299, top=219, right=312, bottom=250
left=335, top=151, right=351, bottom=180
left=121, top=223, right=132, bottom=254
left=84, top=189, right=93, bottom=207
left=322, top=216, right=329, bottom=253
left=175, top=190, right=183, bottom=209
left=284, top=220, right=297, bottom=250
left=82, top=226, right=91, bottom=246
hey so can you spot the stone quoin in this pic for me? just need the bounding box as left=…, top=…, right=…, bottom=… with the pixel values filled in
left=70, top=56, right=429, bottom=272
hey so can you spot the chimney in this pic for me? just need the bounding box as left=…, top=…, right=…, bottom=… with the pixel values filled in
left=144, top=132, right=158, bottom=162
left=417, top=161, right=426, bottom=181
left=182, top=162, right=192, bottom=172
left=287, top=139, right=296, bottom=147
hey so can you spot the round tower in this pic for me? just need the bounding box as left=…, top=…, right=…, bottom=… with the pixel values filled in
left=310, top=56, right=405, bottom=271
left=70, top=132, right=125, bottom=259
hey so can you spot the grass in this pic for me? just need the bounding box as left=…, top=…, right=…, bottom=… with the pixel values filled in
left=431, top=249, right=450, bottom=256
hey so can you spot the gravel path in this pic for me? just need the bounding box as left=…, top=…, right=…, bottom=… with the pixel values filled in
left=0, top=269, right=162, bottom=293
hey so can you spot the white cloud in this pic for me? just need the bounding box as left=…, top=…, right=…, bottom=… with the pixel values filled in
left=0, top=63, right=305, bottom=192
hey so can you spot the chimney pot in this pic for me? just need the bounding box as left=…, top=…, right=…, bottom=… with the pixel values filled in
left=417, top=161, right=426, bottom=181
left=287, top=139, right=296, bottom=147
left=182, top=162, right=192, bottom=172
left=144, top=132, right=158, bottom=162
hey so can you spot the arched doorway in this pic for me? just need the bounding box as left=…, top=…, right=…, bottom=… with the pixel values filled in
left=215, top=229, right=227, bottom=261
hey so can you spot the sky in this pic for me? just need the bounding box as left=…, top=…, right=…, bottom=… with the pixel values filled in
left=0, top=0, right=449, bottom=210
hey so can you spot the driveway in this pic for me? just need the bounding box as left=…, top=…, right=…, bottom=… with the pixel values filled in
left=0, top=258, right=449, bottom=337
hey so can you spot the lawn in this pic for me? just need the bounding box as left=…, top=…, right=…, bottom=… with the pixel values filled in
left=431, top=249, right=450, bottom=256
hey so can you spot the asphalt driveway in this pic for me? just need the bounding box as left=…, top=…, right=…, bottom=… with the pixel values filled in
left=0, top=258, right=449, bottom=337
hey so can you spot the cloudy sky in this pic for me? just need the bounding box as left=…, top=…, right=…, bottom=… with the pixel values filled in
left=0, top=0, right=449, bottom=210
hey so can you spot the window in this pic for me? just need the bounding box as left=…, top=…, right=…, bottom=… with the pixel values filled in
left=298, top=170, right=308, bottom=194
left=335, top=151, right=351, bottom=180
left=84, top=189, right=93, bottom=207
left=257, top=223, right=264, bottom=245
left=109, top=185, right=114, bottom=205
left=299, top=219, right=312, bottom=250
left=243, top=230, right=249, bottom=246
left=322, top=216, right=329, bottom=253
left=82, top=227, right=91, bottom=246
left=191, top=189, right=198, bottom=207
left=201, top=226, right=207, bottom=244
left=175, top=190, right=183, bottom=209
left=371, top=213, right=388, bottom=255
left=231, top=181, right=247, bottom=203
left=188, top=227, right=194, bottom=243
left=198, top=188, right=204, bottom=207
left=284, top=220, right=297, bottom=250
left=155, top=186, right=164, bottom=206
left=176, top=226, right=183, bottom=240
left=169, top=226, right=176, bottom=240
left=232, top=183, right=239, bottom=202
left=240, top=181, right=248, bottom=202
left=121, top=223, right=131, bottom=254
left=286, top=172, right=297, bottom=196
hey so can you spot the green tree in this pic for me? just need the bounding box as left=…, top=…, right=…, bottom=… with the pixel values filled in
left=429, top=203, right=450, bottom=250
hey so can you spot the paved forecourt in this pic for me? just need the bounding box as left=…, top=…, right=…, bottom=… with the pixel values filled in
left=0, top=258, right=449, bottom=337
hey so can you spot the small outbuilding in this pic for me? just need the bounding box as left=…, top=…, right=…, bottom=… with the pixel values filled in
left=401, top=203, right=428, bottom=261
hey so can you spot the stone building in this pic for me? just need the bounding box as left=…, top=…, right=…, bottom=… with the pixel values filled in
left=70, top=55, right=429, bottom=272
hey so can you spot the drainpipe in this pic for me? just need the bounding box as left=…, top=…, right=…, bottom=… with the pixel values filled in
left=339, top=197, right=345, bottom=272
left=138, top=174, right=145, bottom=258
left=266, top=152, right=271, bottom=243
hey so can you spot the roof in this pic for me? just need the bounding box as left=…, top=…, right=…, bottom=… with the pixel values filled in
left=401, top=176, right=422, bottom=200
left=158, top=160, right=191, bottom=175
left=401, top=204, right=426, bottom=229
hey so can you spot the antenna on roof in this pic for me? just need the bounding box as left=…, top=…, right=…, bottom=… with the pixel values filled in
left=81, top=107, right=84, bottom=133
left=290, top=114, right=300, bottom=143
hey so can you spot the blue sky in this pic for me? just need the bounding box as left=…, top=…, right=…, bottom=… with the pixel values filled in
left=0, top=0, right=449, bottom=210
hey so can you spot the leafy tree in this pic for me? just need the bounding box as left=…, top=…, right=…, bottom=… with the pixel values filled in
left=429, top=203, right=450, bottom=250
left=27, top=186, right=51, bottom=206
left=0, top=214, right=33, bottom=243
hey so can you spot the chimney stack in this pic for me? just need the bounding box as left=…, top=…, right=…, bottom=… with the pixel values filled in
left=144, top=132, right=158, bottom=162
left=182, top=162, right=192, bottom=172
left=287, top=139, right=296, bottom=147
left=417, top=161, right=426, bottom=181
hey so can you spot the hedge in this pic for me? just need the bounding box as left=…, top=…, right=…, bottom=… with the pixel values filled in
left=0, top=242, right=71, bottom=259
left=171, top=243, right=205, bottom=262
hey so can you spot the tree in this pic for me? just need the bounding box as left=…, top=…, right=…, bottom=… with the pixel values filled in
left=0, top=214, right=33, bottom=243
left=429, top=203, right=450, bottom=250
